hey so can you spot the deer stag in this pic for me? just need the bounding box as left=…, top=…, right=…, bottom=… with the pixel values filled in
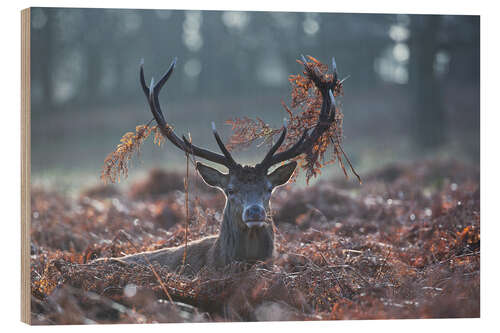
left=109, top=55, right=340, bottom=274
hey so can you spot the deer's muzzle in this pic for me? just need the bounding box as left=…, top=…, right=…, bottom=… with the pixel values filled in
left=242, top=204, right=267, bottom=228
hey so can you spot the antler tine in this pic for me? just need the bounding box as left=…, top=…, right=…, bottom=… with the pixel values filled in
left=211, top=122, right=238, bottom=168
left=146, top=76, right=167, bottom=135
left=331, top=57, right=337, bottom=81
left=140, top=58, right=235, bottom=169
left=261, top=128, right=308, bottom=168
left=153, top=57, right=177, bottom=95
left=258, top=56, right=339, bottom=170
left=139, top=59, right=149, bottom=97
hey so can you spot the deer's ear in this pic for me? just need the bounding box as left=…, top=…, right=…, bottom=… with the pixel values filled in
left=196, top=162, right=229, bottom=189
left=268, top=161, right=297, bottom=187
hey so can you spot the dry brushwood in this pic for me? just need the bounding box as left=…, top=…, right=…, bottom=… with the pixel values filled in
left=31, top=160, right=480, bottom=323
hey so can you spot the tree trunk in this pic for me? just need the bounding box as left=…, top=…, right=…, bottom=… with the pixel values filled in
left=409, top=15, right=445, bottom=150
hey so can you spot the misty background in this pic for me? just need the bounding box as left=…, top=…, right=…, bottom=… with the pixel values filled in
left=30, top=8, right=480, bottom=189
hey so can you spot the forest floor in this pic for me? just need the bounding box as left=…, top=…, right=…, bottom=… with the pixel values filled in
left=30, top=158, right=480, bottom=324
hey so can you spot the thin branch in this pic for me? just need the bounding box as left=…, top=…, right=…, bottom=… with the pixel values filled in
left=181, top=133, right=192, bottom=271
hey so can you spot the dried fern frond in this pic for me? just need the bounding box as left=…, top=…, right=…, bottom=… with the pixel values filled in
left=225, top=117, right=283, bottom=151
left=101, top=124, right=165, bottom=184
left=227, top=56, right=360, bottom=184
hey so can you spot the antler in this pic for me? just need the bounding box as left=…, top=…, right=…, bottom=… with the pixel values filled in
left=139, top=58, right=238, bottom=170
left=256, top=55, right=339, bottom=171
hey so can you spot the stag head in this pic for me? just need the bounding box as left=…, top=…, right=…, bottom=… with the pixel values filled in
left=196, top=162, right=296, bottom=229
left=139, top=55, right=338, bottom=230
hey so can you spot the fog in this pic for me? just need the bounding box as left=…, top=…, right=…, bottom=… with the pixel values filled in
left=30, top=8, right=479, bottom=188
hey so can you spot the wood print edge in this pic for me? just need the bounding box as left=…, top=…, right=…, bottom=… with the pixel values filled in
left=21, top=7, right=31, bottom=325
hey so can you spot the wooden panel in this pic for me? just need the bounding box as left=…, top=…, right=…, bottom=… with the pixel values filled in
left=21, top=7, right=31, bottom=325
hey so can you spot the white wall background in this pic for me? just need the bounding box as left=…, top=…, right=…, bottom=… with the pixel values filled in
left=1, top=0, right=497, bottom=332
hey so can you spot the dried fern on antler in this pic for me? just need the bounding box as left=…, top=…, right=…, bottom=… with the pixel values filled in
left=101, top=55, right=360, bottom=185
left=101, top=124, right=165, bottom=184
left=227, top=55, right=360, bottom=183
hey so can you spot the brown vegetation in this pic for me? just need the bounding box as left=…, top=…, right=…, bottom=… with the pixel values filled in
left=31, top=159, right=479, bottom=324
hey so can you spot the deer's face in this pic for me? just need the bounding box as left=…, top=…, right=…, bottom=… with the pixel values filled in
left=196, top=162, right=296, bottom=229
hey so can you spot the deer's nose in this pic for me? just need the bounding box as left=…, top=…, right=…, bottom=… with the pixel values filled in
left=243, top=204, right=267, bottom=223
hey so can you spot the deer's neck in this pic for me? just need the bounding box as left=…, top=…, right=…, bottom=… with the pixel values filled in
left=215, top=201, right=274, bottom=266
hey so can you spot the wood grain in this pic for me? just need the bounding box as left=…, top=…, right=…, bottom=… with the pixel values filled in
left=21, top=7, right=31, bottom=325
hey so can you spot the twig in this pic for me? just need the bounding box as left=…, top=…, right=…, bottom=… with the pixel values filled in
left=183, top=155, right=189, bottom=266
left=117, top=230, right=174, bottom=304
left=182, top=133, right=192, bottom=270
left=328, top=264, right=370, bottom=287
left=375, top=248, right=392, bottom=281
left=455, top=251, right=480, bottom=259
left=319, top=252, right=346, bottom=298
left=331, top=136, right=361, bottom=184
left=342, top=249, right=363, bottom=255
left=437, top=251, right=480, bottom=265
